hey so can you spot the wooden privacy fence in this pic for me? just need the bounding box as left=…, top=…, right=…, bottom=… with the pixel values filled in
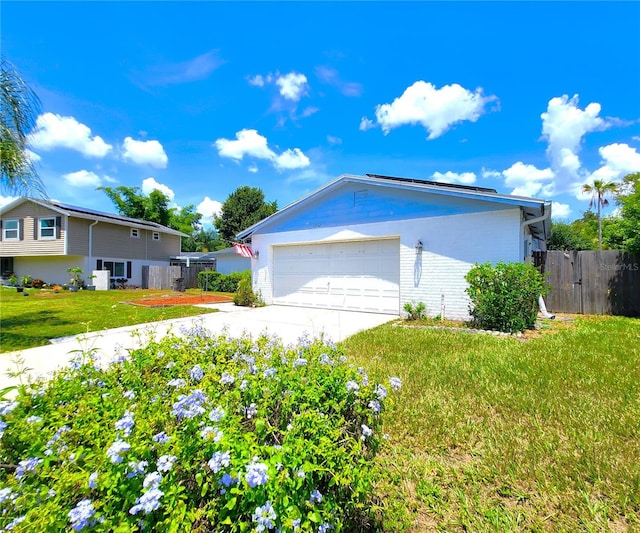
left=142, top=265, right=213, bottom=290
left=538, top=250, right=640, bottom=317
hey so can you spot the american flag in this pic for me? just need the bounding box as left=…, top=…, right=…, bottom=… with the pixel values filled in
left=234, top=243, right=254, bottom=258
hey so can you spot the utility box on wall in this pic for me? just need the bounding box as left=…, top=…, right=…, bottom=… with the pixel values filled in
left=92, top=270, right=110, bottom=291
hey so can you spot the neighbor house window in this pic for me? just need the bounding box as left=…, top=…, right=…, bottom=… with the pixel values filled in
left=131, top=228, right=139, bottom=238
left=152, top=232, right=160, bottom=241
left=103, top=261, right=125, bottom=277
left=3, top=219, right=19, bottom=240
left=39, top=217, right=56, bottom=239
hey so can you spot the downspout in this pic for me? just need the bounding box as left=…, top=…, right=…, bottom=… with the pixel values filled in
left=88, top=220, right=99, bottom=272
left=521, top=204, right=554, bottom=319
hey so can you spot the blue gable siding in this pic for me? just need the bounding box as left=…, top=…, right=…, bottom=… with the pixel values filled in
left=258, top=182, right=515, bottom=234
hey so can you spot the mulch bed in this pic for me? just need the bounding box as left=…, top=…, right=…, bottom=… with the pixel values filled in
left=126, top=294, right=233, bottom=307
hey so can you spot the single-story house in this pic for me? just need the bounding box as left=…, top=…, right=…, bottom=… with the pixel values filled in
left=171, top=248, right=251, bottom=275
left=0, top=197, right=186, bottom=287
left=237, top=173, right=551, bottom=319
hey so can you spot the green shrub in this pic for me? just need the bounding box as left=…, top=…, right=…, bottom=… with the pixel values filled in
left=403, top=301, right=426, bottom=320
left=465, top=261, right=548, bottom=333
left=233, top=272, right=264, bottom=307
left=0, top=330, right=400, bottom=531
left=198, top=271, right=248, bottom=293
left=197, top=270, right=222, bottom=291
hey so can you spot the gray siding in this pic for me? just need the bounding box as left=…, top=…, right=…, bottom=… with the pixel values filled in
left=0, top=203, right=65, bottom=256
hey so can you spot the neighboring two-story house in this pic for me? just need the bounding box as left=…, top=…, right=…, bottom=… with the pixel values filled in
left=0, top=198, right=186, bottom=287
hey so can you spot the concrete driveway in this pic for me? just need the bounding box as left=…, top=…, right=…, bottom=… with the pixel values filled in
left=0, top=304, right=396, bottom=391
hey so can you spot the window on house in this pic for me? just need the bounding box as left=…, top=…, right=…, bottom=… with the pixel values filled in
left=3, top=219, right=19, bottom=240
left=131, top=228, right=139, bottom=238
left=152, top=232, right=160, bottom=241
left=39, top=217, right=56, bottom=239
left=103, top=261, right=125, bottom=277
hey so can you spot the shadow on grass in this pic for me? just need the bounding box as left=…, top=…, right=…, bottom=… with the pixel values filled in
left=0, top=310, right=75, bottom=353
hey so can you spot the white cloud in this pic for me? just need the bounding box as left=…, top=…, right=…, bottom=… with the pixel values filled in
left=122, top=137, right=168, bottom=168
left=315, top=66, right=362, bottom=97
left=501, top=162, right=554, bottom=197
left=26, top=149, right=41, bottom=162
left=141, top=177, right=175, bottom=200
left=481, top=168, right=502, bottom=179
left=540, top=94, right=610, bottom=183
left=551, top=202, right=572, bottom=219
left=63, top=170, right=102, bottom=187
left=137, top=50, right=224, bottom=88
left=29, top=113, right=112, bottom=157
left=431, top=171, right=477, bottom=184
left=275, top=72, right=308, bottom=101
left=0, top=195, right=19, bottom=208
left=590, top=143, right=640, bottom=183
left=248, top=164, right=259, bottom=173
left=214, top=129, right=310, bottom=171
left=274, top=148, right=310, bottom=170
left=197, top=196, right=222, bottom=222
left=327, top=135, right=342, bottom=145
left=359, top=117, right=375, bottom=131
left=247, top=74, right=267, bottom=87
left=370, top=81, right=497, bottom=139
left=215, top=129, right=275, bottom=161
left=62, top=170, right=102, bottom=187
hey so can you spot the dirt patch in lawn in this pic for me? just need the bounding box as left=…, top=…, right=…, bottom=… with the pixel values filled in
left=126, top=294, right=233, bottom=307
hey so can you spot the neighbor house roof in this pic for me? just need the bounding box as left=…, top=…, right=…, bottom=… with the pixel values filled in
left=0, top=197, right=188, bottom=237
left=237, top=173, right=551, bottom=241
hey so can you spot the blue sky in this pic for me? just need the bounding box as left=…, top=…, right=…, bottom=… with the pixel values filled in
left=2, top=1, right=639, bottom=225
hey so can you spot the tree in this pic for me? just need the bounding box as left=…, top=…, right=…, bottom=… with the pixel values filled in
left=616, top=172, right=640, bottom=254
left=214, top=186, right=277, bottom=242
left=181, top=227, right=225, bottom=253
left=0, top=59, right=44, bottom=195
left=548, top=221, right=592, bottom=251
left=99, top=186, right=203, bottom=248
left=582, top=179, right=618, bottom=250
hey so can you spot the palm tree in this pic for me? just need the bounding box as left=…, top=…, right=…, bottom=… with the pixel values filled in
left=0, top=59, right=44, bottom=195
left=582, top=179, right=618, bottom=250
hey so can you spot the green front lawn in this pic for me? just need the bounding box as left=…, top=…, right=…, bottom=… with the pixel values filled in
left=342, top=316, right=640, bottom=531
left=0, top=287, right=223, bottom=353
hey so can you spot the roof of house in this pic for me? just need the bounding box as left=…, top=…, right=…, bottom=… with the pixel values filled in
left=172, top=248, right=251, bottom=261
left=237, top=173, right=551, bottom=241
left=0, top=197, right=188, bottom=237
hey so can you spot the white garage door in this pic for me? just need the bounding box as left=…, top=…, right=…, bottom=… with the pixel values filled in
left=273, top=239, right=400, bottom=314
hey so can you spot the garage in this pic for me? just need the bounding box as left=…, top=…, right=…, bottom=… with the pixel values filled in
left=272, top=238, right=400, bottom=314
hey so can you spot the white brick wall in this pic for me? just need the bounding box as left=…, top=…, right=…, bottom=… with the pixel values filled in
left=251, top=208, right=522, bottom=319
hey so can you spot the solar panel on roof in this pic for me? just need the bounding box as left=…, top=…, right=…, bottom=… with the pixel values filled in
left=365, top=173, right=498, bottom=194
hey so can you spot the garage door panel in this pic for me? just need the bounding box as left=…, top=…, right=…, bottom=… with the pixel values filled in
left=273, top=239, right=399, bottom=314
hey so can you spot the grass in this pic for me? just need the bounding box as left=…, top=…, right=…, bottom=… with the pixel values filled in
left=0, top=286, right=224, bottom=353
left=341, top=315, right=640, bottom=532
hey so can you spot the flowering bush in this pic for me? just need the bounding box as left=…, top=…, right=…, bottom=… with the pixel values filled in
left=0, top=327, right=400, bottom=531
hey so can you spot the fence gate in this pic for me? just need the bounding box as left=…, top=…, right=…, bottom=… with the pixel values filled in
left=542, top=251, right=640, bottom=316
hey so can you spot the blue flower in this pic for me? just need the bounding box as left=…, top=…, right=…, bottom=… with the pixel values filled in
left=389, top=377, right=402, bottom=391
left=15, top=457, right=43, bottom=479
left=129, top=487, right=164, bottom=515
left=127, top=460, right=148, bottom=478
left=25, top=415, right=43, bottom=424
left=374, top=384, right=388, bottom=400
left=0, top=420, right=7, bottom=438
left=309, top=489, right=323, bottom=504
left=208, top=451, right=231, bottom=473
left=263, top=367, right=277, bottom=378
left=318, top=523, right=333, bottom=533
left=245, top=459, right=269, bottom=488
left=346, top=380, right=360, bottom=394
left=368, top=400, right=381, bottom=414
left=252, top=500, right=277, bottom=532
left=152, top=431, right=171, bottom=444
left=157, top=454, right=176, bottom=473
left=208, top=406, right=225, bottom=422
left=68, top=499, right=97, bottom=531
left=361, top=424, right=373, bottom=440
left=190, top=364, right=204, bottom=381
left=172, top=389, right=207, bottom=420
left=0, top=487, right=15, bottom=504
left=220, top=372, right=235, bottom=385
left=244, top=403, right=258, bottom=419
left=4, top=515, right=26, bottom=530
left=219, top=473, right=237, bottom=487
left=143, top=471, right=162, bottom=489
left=88, top=472, right=98, bottom=489
left=293, top=357, right=307, bottom=367
left=292, top=518, right=302, bottom=531
left=115, top=410, right=135, bottom=436
left=167, top=377, right=184, bottom=387
left=123, top=389, right=136, bottom=400
left=106, top=439, right=131, bottom=464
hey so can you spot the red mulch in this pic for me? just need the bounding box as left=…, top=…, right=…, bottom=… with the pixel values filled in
left=127, top=294, right=233, bottom=307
